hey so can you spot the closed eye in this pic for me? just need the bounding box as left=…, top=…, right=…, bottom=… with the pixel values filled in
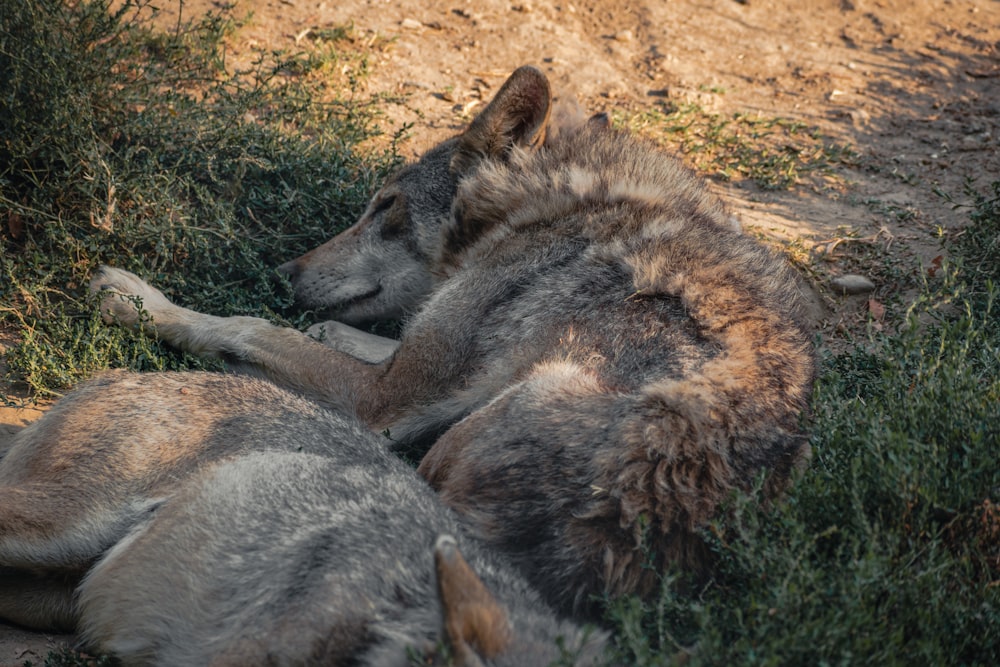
left=371, top=195, right=396, bottom=216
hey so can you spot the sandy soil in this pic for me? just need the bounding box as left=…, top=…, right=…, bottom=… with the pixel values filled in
left=2, top=0, right=998, bottom=661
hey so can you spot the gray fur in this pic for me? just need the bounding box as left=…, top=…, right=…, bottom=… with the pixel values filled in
left=0, top=371, right=603, bottom=665
left=91, top=65, right=817, bottom=620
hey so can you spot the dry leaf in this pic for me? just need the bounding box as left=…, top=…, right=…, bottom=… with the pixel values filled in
left=927, top=254, right=943, bottom=278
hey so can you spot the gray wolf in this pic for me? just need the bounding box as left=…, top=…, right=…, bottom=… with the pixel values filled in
left=0, top=371, right=603, bottom=665
left=91, top=65, right=817, bottom=618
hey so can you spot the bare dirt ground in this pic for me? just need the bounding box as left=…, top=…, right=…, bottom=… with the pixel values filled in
left=2, top=0, right=998, bottom=662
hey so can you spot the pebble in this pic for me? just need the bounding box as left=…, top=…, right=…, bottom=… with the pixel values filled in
left=830, top=274, right=876, bottom=295
left=848, top=108, right=870, bottom=127
left=400, top=18, right=422, bottom=30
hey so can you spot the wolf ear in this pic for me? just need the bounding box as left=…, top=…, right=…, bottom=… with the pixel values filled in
left=434, top=535, right=511, bottom=665
left=451, top=65, right=551, bottom=174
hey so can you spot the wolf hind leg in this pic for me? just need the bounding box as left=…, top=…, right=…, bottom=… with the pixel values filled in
left=0, top=484, right=155, bottom=571
left=0, top=568, right=77, bottom=632
left=0, top=485, right=158, bottom=630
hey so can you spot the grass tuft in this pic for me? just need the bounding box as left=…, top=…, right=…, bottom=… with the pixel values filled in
left=0, top=0, right=399, bottom=398
left=621, top=102, right=858, bottom=191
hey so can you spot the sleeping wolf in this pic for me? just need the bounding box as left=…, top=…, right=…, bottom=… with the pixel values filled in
left=0, top=371, right=603, bottom=665
left=92, top=65, right=817, bottom=618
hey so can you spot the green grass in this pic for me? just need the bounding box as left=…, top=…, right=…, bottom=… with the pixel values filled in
left=621, top=102, right=858, bottom=190
left=3, top=2, right=999, bottom=665
left=22, top=648, right=115, bottom=667
left=1, top=0, right=400, bottom=399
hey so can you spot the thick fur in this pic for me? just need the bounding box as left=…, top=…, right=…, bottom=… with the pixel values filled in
left=0, top=371, right=603, bottom=665
left=91, top=65, right=816, bottom=618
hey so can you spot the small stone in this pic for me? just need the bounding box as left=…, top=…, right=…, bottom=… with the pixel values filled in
left=400, top=18, right=422, bottom=30
left=830, top=274, right=875, bottom=295
left=614, top=29, right=634, bottom=42
left=848, top=108, right=870, bottom=127
left=961, top=134, right=987, bottom=150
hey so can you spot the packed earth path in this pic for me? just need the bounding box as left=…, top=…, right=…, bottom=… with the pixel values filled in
left=1, top=0, right=998, bottom=662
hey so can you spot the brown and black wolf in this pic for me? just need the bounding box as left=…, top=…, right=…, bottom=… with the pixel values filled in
left=91, top=65, right=817, bottom=618
left=0, top=371, right=604, bottom=665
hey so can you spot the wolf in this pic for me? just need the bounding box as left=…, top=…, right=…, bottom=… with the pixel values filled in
left=91, top=65, right=817, bottom=619
left=0, top=371, right=604, bottom=665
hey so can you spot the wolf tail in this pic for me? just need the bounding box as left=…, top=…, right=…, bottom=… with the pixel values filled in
left=611, top=236, right=815, bottom=539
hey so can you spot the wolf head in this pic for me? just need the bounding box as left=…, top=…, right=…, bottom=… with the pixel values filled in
left=277, top=66, right=554, bottom=325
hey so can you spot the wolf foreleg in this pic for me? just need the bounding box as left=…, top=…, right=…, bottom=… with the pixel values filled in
left=89, top=267, right=390, bottom=419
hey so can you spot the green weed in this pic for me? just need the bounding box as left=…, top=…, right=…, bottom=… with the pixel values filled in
left=22, top=647, right=115, bottom=667
left=0, top=0, right=399, bottom=398
left=958, top=180, right=1000, bottom=288
left=622, top=102, right=857, bottom=190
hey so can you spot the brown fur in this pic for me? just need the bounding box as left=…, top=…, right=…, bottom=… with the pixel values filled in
left=435, top=535, right=512, bottom=661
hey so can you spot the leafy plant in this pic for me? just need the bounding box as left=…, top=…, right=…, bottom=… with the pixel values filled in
left=0, top=0, right=399, bottom=398
left=622, top=102, right=857, bottom=190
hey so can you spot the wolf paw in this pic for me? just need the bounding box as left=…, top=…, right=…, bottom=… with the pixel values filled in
left=305, top=320, right=399, bottom=363
left=89, top=266, right=176, bottom=327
